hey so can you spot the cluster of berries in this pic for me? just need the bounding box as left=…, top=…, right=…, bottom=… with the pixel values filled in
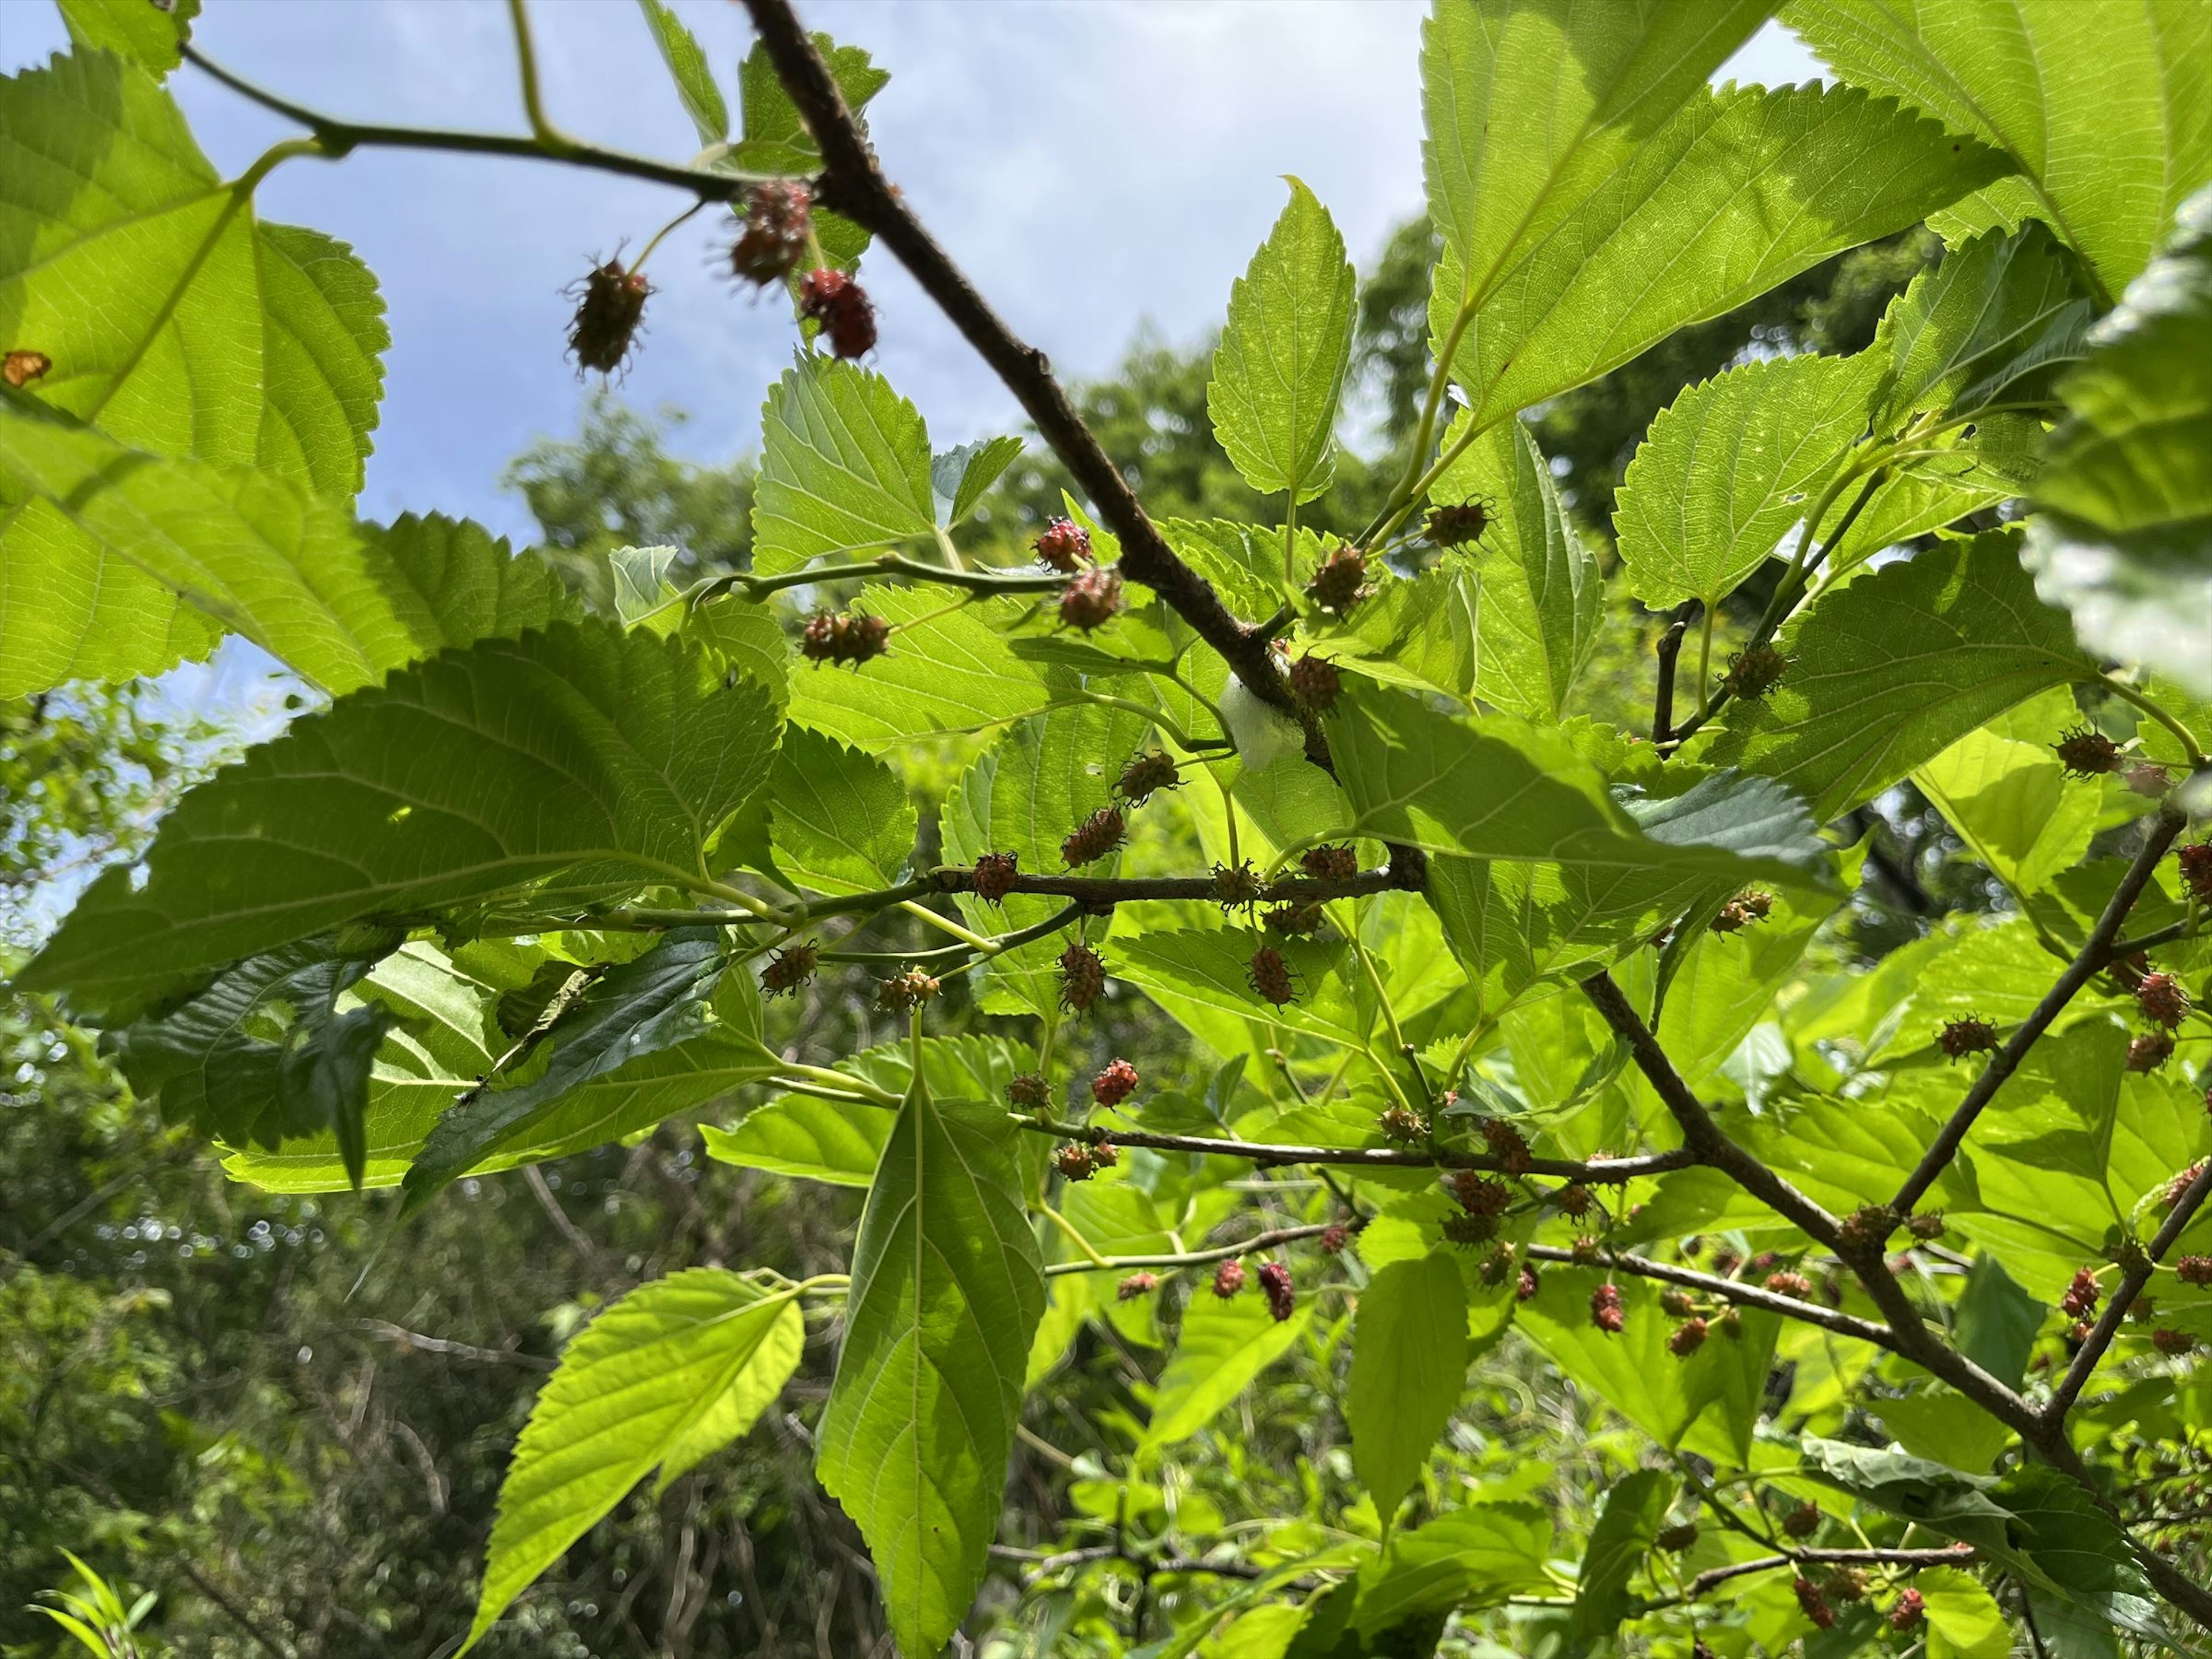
left=1211, top=1259, right=1296, bottom=1321
left=2126, top=970, right=2190, bottom=1073
left=1027, top=517, right=1126, bottom=631
left=1709, top=889, right=1774, bottom=934
left=2053, top=726, right=2173, bottom=798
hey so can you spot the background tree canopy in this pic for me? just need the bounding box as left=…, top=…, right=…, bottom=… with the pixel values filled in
left=3, top=2, right=2210, bottom=1657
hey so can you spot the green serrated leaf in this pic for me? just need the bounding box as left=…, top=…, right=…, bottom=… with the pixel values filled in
left=1917, top=1566, right=2012, bottom=1659
left=459, top=1270, right=802, bottom=1654
left=1615, top=352, right=1884, bottom=609
left=1142, top=1288, right=1313, bottom=1456
left=1572, top=1468, right=1674, bottom=1638
left=733, top=34, right=888, bottom=176
left=1708, top=529, right=2097, bottom=819
left=751, top=353, right=937, bottom=576
left=703, top=1097, right=888, bottom=1187
left=787, top=584, right=1053, bottom=747
left=931, top=434, right=1022, bottom=528
left=21, top=619, right=781, bottom=1021
left=1783, top=0, right=2212, bottom=301
left=1350, top=1497, right=1554, bottom=1638
left=376, top=511, right=577, bottom=643
left=767, top=726, right=915, bottom=896
left=1207, top=177, right=1355, bottom=505
left=1346, top=1251, right=1468, bottom=1529
left=1913, top=687, right=2101, bottom=896
left=635, top=0, right=727, bottom=147
left=817, top=1092, right=1043, bottom=1659
left=57, top=0, right=200, bottom=73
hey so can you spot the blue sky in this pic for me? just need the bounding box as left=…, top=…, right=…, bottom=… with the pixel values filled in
left=9, top=1, right=1821, bottom=548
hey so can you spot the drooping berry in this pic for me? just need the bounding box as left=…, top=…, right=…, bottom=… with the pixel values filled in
left=1257, top=1260, right=1295, bottom=1322
left=1378, top=1103, right=1430, bottom=1143
left=1054, top=1143, right=1096, bottom=1181
left=2179, top=843, right=2212, bottom=906
left=760, top=942, right=819, bottom=998
left=1302, top=843, right=1359, bottom=883
left=1091, top=1140, right=1119, bottom=1170
left=1557, top=1184, right=1593, bottom=1219
left=1480, top=1118, right=1533, bottom=1176
left=1320, top=1222, right=1351, bottom=1255
left=2178, top=1255, right=2212, bottom=1287
left=2162, top=1161, right=2206, bottom=1209
left=1033, top=516, right=1093, bottom=573
left=1590, top=1282, right=1625, bottom=1334
left=2131, top=1294, right=2158, bottom=1324
left=1452, top=1171, right=1510, bottom=1216
left=2, top=349, right=52, bottom=389
left=1425, top=498, right=1493, bottom=547
left=2152, top=1328, right=2198, bottom=1356
left=1656, top=1521, right=1699, bottom=1552
left=2127, top=1032, right=2175, bottom=1072
left=1661, top=1287, right=1698, bottom=1318
left=1057, top=941, right=1107, bottom=1013
left=1289, top=654, right=1341, bottom=713
left=2137, top=971, right=2190, bottom=1028
left=1117, top=1271, right=1158, bottom=1301
left=875, top=968, right=940, bottom=1013
left=2062, top=1267, right=2101, bottom=1320
left=1092, top=1058, right=1139, bottom=1108
left=1939, top=1016, right=2001, bottom=1060
left=1477, top=1243, right=1516, bottom=1286
left=1890, top=1589, right=1926, bottom=1632
left=1442, top=1210, right=1499, bottom=1247
left=2055, top=725, right=2121, bottom=777
left=2124, top=762, right=2173, bottom=799
left=972, top=851, right=1020, bottom=906
left=1061, top=806, right=1126, bottom=868
left=567, top=258, right=651, bottom=375
left=1058, top=566, right=1124, bottom=631
left=729, top=180, right=813, bottom=285
left=1213, top=1259, right=1247, bottom=1298
left=1668, top=1317, right=1709, bottom=1357
left=801, top=608, right=891, bottom=666
left=798, top=266, right=877, bottom=358
left=1007, top=1073, right=1052, bottom=1112
left=1716, top=1306, right=1743, bottom=1340
left=1766, top=1271, right=1813, bottom=1299
left=1839, top=1203, right=1898, bottom=1253
left=1247, top=945, right=1297, bottom=1006
left=1710, top=889, right=1775, bottom=934
left=1827, top=1569, right=1869, bottom=1603
left=1305, top=543, right=1372, bottom=616
left=1517, top=1264, right=1539, bottom=1300
left=1210, top=861, right=1263, bottom=912
left=1794, top=1577, right=1837, bottom=1630
left=1113, top=749, right=1180, bottom=806
left=1264, top=901, right=1326, bottom=937
left=1907, top=1211, right=1946, bottom=1242
left=1723, top=643, right=1790, bottom=700
left=1783, top=1501, right=1822, bottom=1540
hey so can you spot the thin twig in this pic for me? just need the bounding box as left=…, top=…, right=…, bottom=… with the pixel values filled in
left=2045, top=1161, right=2212, bottom=1420
left=1521, top=1245, right=1897, bottom=1351
left=1652, top=603, right=1694, bottom=745
left=352, top=1320, right=555, bottom=1371
left=1023, top=1118, right=1692, bottom=1182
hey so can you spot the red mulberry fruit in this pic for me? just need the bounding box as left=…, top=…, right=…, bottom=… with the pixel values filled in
left=1033, top=516, right=1092, bottom=573
left=1517, top=1264, right=1539, bottom=1300
left=1257, top=1260, right=1294, bottom=1322
left=1590, top=1282, right=1625, bottom=1334
left=1839, top=1204, right=1897, bottom=1252
left=2177, top=1255, right=2212, bottom=1286
left=1057, top=942, right=1106, bottom=1013
left=2162, top=1161, right=2206, bottom=1208
left=1213, top=1259, right=1246, bottom=1298
left=2055, top=725, right=2120, bottom=777
left=1091, top=1058, right=1139, bottom=1108
left=1570, top=1236, right=1604, bottom=1266
left=1890, top=1589, right=1925, bottom=1632
left=1425, top=498, right=1493, bottom=547
left=1247, top=946, right=1297, bottom=1006
left=1117, top=1271, right=1158, bottom=1301
left=1907, top=1211, right=1946, bottom=1241
left=1289, top=654, right=1341, bottom=713
left=1723, top=643, right=1789, bottom=700
left=875, top=968, right=939, bottom=1013
left=801, top=609, right=891, bottom=666
left=1783, top=1501, right=1821, bottom=1540
left=729, top=180, right=812, bottom=285
left=2179, top=843, right=2212, bottom=905
left=1661, top=1287, right=1697, bottom=1317
left=2128, top=1032, right=2175, bottom=1072
left=1320, top=1222, right=1351, bottom=1255
left=1090, top=1140, right=1119, bottom=1169
left=1061, top=806, right=1125, bottom=868
left=1481, top=1118, right=1533, bottom=1176
left=760, top=942, right=819, bottom=998
left=1794, top=1577, right=1836, bottom=1629
left=1305, top=544, right=1372, bottom=616
left=2137, top=972, right=2190, bottom=1028
left=1668, top=1317, right=1709, bottom=1357
left=2152, top=1328, right=2197, bottom=1356
left=1054, top=1143, right=1095, bottom=1181
left=798, top=266, right=876, bottom=358
left=1113, top=749, right=1180, bottom=806
left=1558, top=1184, right=1593, bottom=1219
left=568, top=258, right=650, bottom=375
left=1058, top=566, right=1124, bottom=631
left=2062, top=1267, right=2100, bottom=1320
left=1766, top=1271, right=1813, bottom=1298
left=1710, top=889, right=1775, bottom=934
left=972, top=851, right=1019, bottom=905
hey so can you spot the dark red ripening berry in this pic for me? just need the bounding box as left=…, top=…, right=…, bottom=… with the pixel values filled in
left=1794, top=1578, right=1838, bottom=1630
left=1377, top=1103, right=1430, bottom=1143
left=1661, top=1287, right=1698, bottom=1318
left=1517, top=1264, right=1540, bottom=1300
left=729, top=180, right=813, bottom=286
left=1890, top=1589, right=1926, bottom=1633
left=1289, top=654, right=1341, bottom=712
left=1452, top=1171, right=1510, bottom=1217
left=568, top=259, right=651, bottom=376
left=2128, top=1032, right=2175, bottom=1073
left=1424, top=498, right=1493, bottom=547
left=1570, top=1236, right=1604, bottom=1266
left=1839, top=1204, right=1897, bottom=1252
left=1656, top=1522, right=1699, bottom=1552
left=1668, top=1317, right=1709, bottom=1357
left=1723, top=643, right=1789, bottom=700
left=2, top=349, right=51, bottom=389
left=2062, top=1267, right=2101, bottom=1320
left=1213, top=1259, right=1247, bottom=1299
left=2177, top=1255, right=2212, bottom=1287
left=2124, top=762, right=2173, bottom=798
left=1783, top=1501, right=1821, bottom=1540
left=798, top=266, right=876, bottom=358
left=1058, top=566, right=1124, bottom=631
left=1302, top=843, right=1359, bottom=882
left=1060, top=806, right=1126, bottom=868
left=1092, top=1141, right=1119, bottom=1170
left=1442, top=1210, right=1499, bottom=1247
left=1766, top=1271, right=1813, bottom=1298
left=1710, top=889, right=1775, bottom=934
left=2131, top=1294, right=2158, bottom=1324
left=1478, top=1244, right=1516, bottom=1286
left=972, top=851, right=1019, bottom=905
left=2179, top=843, right=2212, bottom=906
left=1716, top=1306, right=1743, bottom=1340
left=1257, top=1260, right=1296, bottom=1322
left=1116, top=1271, right=1158, bottom=1302
left=1481, top=1118, right=1533, bottom=1176
left=1827, top=1569, right=1869, bottom=1603
left=1558, top=1183, right=1593, bottom=1219
left=760, top=942, right=819, bottom=998
left=1092, top=1058, right=1140, bottom=1108
left=2119, top=1236, right=2154, bottom=1279
left=2137, top=971, right=2190, bottom=1028
left=1907, top=1211, right=1946, bottom=1241
left=875, top=968, right=939, bottom=1013
left=1054, top=1143, right=1096, bottom=1181
left=2055, top=725, right=2121, bottom=777
left=1320, top=1222, right=1352, bottom=1255
left=1305, top=543, right=1372, bottom=616
left=1590, top=1282, right=1625, bottom=1334
left=1113, top=749, right=1180, bottom=806
left=1264, top=901, right=1326, bottom=938
left=2163, top=1161, right=2206, bottom=1209
left=1057, top=941, right=1107, bottom=1013
left=1210, top=861, right=1264, bottom=912
left=2153, top=1328, right=2198, bottom=1356
left=801, top=609, right=891, bottom=666
left=1247, top=945, right=1297, bottom=1006
left=1032, top=516, right=1093, bottom=573
left=1940, top=1016, right=2001, bottom=1060
left=1006, top=1072, right=1052, bottom=1111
